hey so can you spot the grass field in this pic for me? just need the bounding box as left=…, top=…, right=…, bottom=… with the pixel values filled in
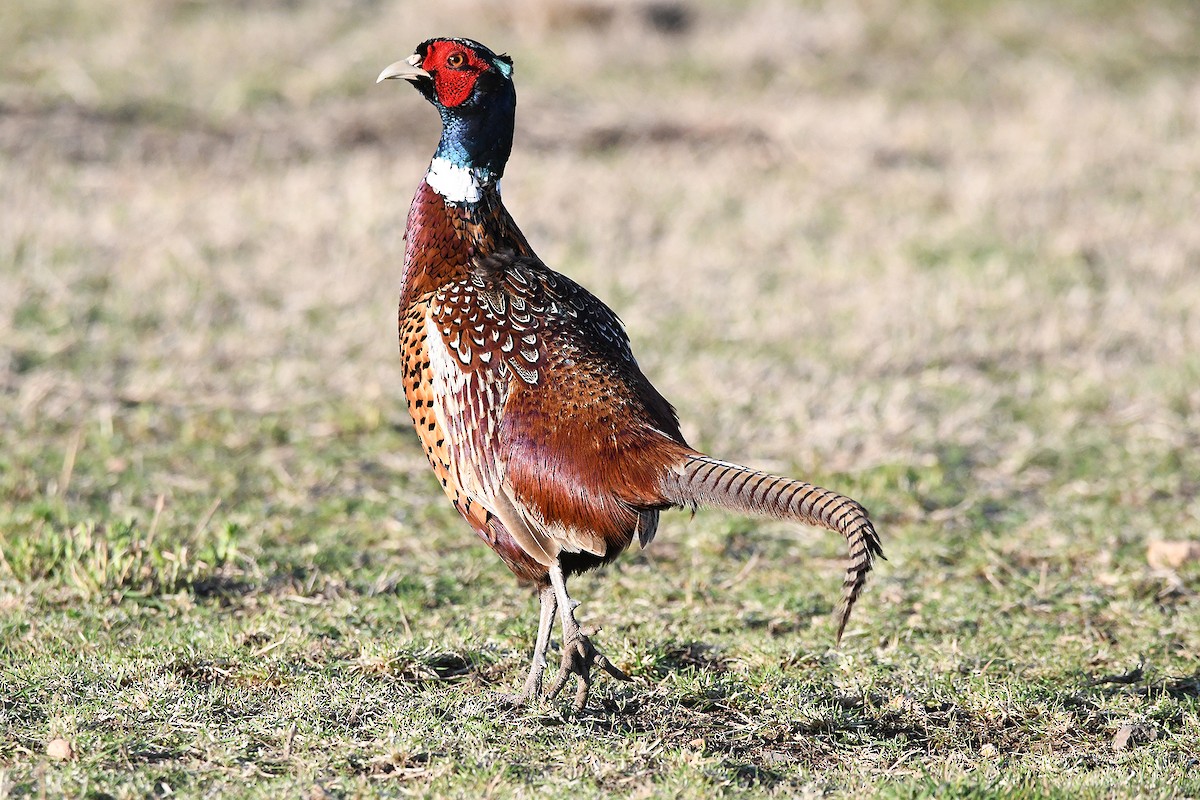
left=2, top=0, right=1199, bottom=797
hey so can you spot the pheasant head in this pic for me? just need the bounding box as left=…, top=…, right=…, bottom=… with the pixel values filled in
left=378, top=38, right=516, bottom=203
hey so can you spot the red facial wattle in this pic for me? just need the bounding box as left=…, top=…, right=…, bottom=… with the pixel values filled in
left=422, top=40, right=490, bottom=108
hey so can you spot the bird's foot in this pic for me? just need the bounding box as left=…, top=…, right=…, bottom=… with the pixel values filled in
left=497, top=584, right=557, bottom=711
left=496, top=670, right=546, bottom=710
left=496, top=689, right=536, bottom=710
left=546, top=626, right=631, bottom=713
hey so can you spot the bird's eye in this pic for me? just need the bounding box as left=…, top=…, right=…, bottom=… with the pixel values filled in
left=446, top=52, right=466, bottom=68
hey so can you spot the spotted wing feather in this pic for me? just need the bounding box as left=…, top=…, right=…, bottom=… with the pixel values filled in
left=425, top=251, right=685, bottom=566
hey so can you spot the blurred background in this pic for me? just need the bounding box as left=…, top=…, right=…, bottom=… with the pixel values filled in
left=2, top=0, right=1197, bottom=545
left=2, top=0, right=1198, bottom=793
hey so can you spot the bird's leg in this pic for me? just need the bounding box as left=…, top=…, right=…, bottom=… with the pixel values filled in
left=500, top=584, right=557, bottom=708
left=546, top=561, right=631, bottom=713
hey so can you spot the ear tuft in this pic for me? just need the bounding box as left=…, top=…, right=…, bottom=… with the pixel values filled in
left=493, top=54, right=514, bottom=78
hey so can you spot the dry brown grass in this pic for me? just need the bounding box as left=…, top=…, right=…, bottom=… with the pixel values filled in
left=4, top=1, right=1198, bottom=467
left=2, top=0, right=1199, bottom=797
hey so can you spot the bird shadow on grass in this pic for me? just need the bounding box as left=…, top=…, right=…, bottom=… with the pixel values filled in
left=1080, top=665, right=1200, bottom=701
left=187, top=572, right=256, bottom=601
left=651, top=641, right=731, bottom=675
left=571, top=662, right=1200, bottom=780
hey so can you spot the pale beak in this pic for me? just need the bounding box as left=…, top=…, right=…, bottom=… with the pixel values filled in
left=377, top=53, right=431, bottom=84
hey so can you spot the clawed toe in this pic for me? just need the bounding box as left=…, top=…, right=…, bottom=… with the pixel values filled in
left=496, top=689, right=534, bottom=710
left=547, top=628, right=631, bottom=713
left=498, top=662, right=553, bottom=712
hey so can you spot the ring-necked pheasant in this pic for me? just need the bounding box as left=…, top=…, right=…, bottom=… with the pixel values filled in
left=378, top=37, right=883, bottom=712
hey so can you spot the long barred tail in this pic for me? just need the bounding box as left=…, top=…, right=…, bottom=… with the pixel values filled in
left=661, top=453, right=884, bottom=644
